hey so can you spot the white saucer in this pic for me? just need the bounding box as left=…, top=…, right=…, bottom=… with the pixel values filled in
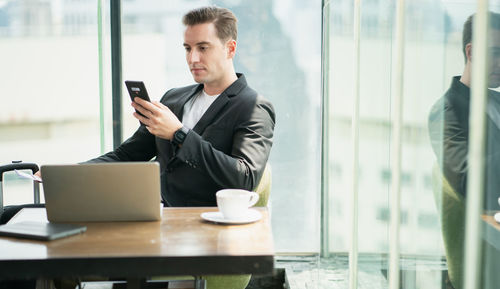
left=201, top=209, right=262, bottom=224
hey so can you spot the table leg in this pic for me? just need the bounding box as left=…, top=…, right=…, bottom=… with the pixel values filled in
left=194, top=276, right=206, bottom=289
left=35, top=278, right=56, bottom=289
left=126, top=278, right=145, bottom=289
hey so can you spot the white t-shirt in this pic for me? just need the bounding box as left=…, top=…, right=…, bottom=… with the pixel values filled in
left=182, top=89, right=220, bottom=130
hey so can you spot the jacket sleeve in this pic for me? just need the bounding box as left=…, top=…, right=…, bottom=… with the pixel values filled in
left=428, top=97, right=468, bottom=197
left=174, top=96, right=275, bottom=191
left=85, top=124, right=157, bottom=163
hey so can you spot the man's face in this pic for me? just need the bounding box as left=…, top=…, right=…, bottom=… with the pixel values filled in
left=488, top=29, right=500, bottom=88
left=183, top=22, right=232, bottom=86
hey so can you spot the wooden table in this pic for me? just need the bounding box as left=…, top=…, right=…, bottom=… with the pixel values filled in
left=482, top=213, right=500, bottom=250
left=0, top=207, right=274, bottom=288
left=480, top=213, right=500, bottom=289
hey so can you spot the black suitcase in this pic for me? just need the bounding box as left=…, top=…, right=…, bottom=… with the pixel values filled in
left=0, top=161, right=44, bottom=224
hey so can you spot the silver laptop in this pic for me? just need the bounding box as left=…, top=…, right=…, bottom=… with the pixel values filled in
left=41, top=162, right=162, bottom=222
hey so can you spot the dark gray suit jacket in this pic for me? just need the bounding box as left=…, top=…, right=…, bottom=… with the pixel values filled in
left=89, top=74, right=275, bottom=206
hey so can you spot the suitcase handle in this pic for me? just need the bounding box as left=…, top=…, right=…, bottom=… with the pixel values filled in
left=0, top=162, right=40, bottom=182
left=0, top=162, right=41, bottom=208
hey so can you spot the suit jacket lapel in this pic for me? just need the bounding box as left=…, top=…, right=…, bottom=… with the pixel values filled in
left=192, top=74, right=247, bottom=135
left=192, top=93, right=229, bottom=135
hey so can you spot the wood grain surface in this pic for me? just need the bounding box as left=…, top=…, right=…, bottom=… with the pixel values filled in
left=0, top=207, right=274, bottom=278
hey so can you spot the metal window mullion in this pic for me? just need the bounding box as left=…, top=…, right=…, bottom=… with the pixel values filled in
left=110, top=0, right=123, bottom=148
left=349, top=0, right=361, bottom=289
left=389, top=1, right=405, bottom=289
left=320, top=0, right=331, bottom=258
left=97, top=0, right=106, bottom=154
left=464, top=3, right=489, bottom=289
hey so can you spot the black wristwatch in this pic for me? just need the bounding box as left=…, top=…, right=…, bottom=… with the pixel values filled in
left=172, top=126, right=189, bottom=146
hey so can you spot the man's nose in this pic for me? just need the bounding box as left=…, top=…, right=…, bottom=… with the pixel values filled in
left=188, top=50, right=200, bottom=63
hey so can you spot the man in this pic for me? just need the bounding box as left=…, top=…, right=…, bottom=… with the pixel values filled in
left=428, top=12, right=500, bottom=211
left=428, top=12, right=500, bottom=289
left=85, top=6, right=275, bottom=206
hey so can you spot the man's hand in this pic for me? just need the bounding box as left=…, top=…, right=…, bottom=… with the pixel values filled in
left=132, top=97, right=183, bottom=140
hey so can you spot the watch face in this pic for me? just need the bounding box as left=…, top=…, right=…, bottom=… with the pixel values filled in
left=176, top=131, right=186, bottom=141
left=174, top=128, right=187, bottom=145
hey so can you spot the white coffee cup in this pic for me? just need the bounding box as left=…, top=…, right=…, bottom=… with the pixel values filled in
left=216, top=189, right=259, bottom=220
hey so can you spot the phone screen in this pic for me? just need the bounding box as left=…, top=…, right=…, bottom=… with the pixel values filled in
left=125, top=80, right=151, bottom=102
left=125, top=80, right=151, bottom=117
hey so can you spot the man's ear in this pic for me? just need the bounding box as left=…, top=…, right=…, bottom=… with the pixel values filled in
left=226, top=39, right=237, bottom=59
left=466, top=43, right=472, bottom=62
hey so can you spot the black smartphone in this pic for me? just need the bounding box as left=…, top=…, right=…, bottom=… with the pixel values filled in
left=125, top=80, right=151, bottom=117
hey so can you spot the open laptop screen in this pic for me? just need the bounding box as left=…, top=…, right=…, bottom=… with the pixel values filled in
left=41, top=162, right=162, bottom=222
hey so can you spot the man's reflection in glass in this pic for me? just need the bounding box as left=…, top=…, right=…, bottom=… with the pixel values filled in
left=429, top=12, right=500, bottom=211
left=428, top=12, right=500, bottom=289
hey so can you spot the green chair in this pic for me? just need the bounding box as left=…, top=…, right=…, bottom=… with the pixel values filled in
left=431, top=163, right=465, bottom=289
left=152, top=164, right=272, bottom=289
left=253, top=163, right=272, bottom=207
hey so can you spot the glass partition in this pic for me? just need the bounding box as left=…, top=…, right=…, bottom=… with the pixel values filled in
left=472, top=3, right=500, bottom=289
left=326, top=0, right=472, bottom=288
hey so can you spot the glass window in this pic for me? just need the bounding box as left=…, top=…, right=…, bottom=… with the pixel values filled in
left=0, top=0, right=103, bottom=205
left=326, top=0, right=457, bottom=287
left=120, top=0, right=322, bottom=253
left=460, top=3, right=500, bottom=289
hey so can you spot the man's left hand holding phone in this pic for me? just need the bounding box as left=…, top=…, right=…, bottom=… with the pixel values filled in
left=125, top=80, right=183, bottom=141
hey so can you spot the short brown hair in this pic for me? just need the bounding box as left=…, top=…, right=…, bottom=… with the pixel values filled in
left=463, top=12, right=500, bottom=62
left=182, top=6, right=238, bottom=42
